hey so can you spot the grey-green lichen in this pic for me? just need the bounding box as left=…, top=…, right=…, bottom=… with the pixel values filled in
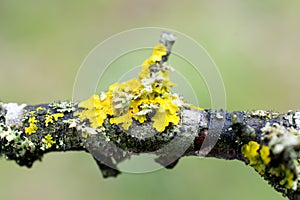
left=246, top=109, right=279, bottom=120
left=0, top=123, right=36, bottom=158
left=261, top=122, right=300, bottom=190
left=0, top=102, right=36, bottom=160
left=49, top=101, right=77, bottom=113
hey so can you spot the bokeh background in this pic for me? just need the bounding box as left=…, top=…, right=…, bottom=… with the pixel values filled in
left=1, top=1, right=300, bottom=199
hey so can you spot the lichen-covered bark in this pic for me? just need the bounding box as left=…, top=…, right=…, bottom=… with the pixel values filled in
left=1, top=33, right=300, bottom=200
left=0, top=102, right=83, bottom=167
left=1, top=102, right=300, bottom=199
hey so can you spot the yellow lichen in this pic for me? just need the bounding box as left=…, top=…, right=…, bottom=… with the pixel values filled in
left=279, top=167, right=295, bottom=189
left=152, top=97, right=179, bottom=131
left=45, top=115, right=54, bottom=126
left=116, top=78, right=142, bottom=93
left=232, top=114, right=237, bottom=120
left=189, top=104, right=204, bottom=111
left=241, top=141, right=297, bottom=188
left=269, top=164, right=295, bottom=189
left=43, top=134, right=56, bottom=148
left=29, top=111, right=36, bottom=115
left=138, top=44, right=167, bottom=79
left=77, top=94, right=114, bottom=128
left=45, top=112, right=64, bottom=126
left=133, top=114, right=147, bottom=124
left=241, top=141, right=260, bottom=165
left=52, top=113, right=64, bottom=121
left=241, top=141, right=272, bottom=174
left=25, top=117, right=38, bottom=135
left=36, top=107, right=45, bottom=111
left=110, top=112, right=133, bottom=130
left=77, top=40, right=181, bottom=132
left=260, top=145, right=271, bottom=165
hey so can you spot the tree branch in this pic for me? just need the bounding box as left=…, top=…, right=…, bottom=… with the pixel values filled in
left=1, top=33, right=300, bottom=200
left=1, top=102, right=300, bottom=199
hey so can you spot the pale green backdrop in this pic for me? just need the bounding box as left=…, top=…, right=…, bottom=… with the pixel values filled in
left=1, top=1, right=300, bottom=199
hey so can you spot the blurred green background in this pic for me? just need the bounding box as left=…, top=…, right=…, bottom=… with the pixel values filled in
left=1, top=0, right=300, bottom=199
